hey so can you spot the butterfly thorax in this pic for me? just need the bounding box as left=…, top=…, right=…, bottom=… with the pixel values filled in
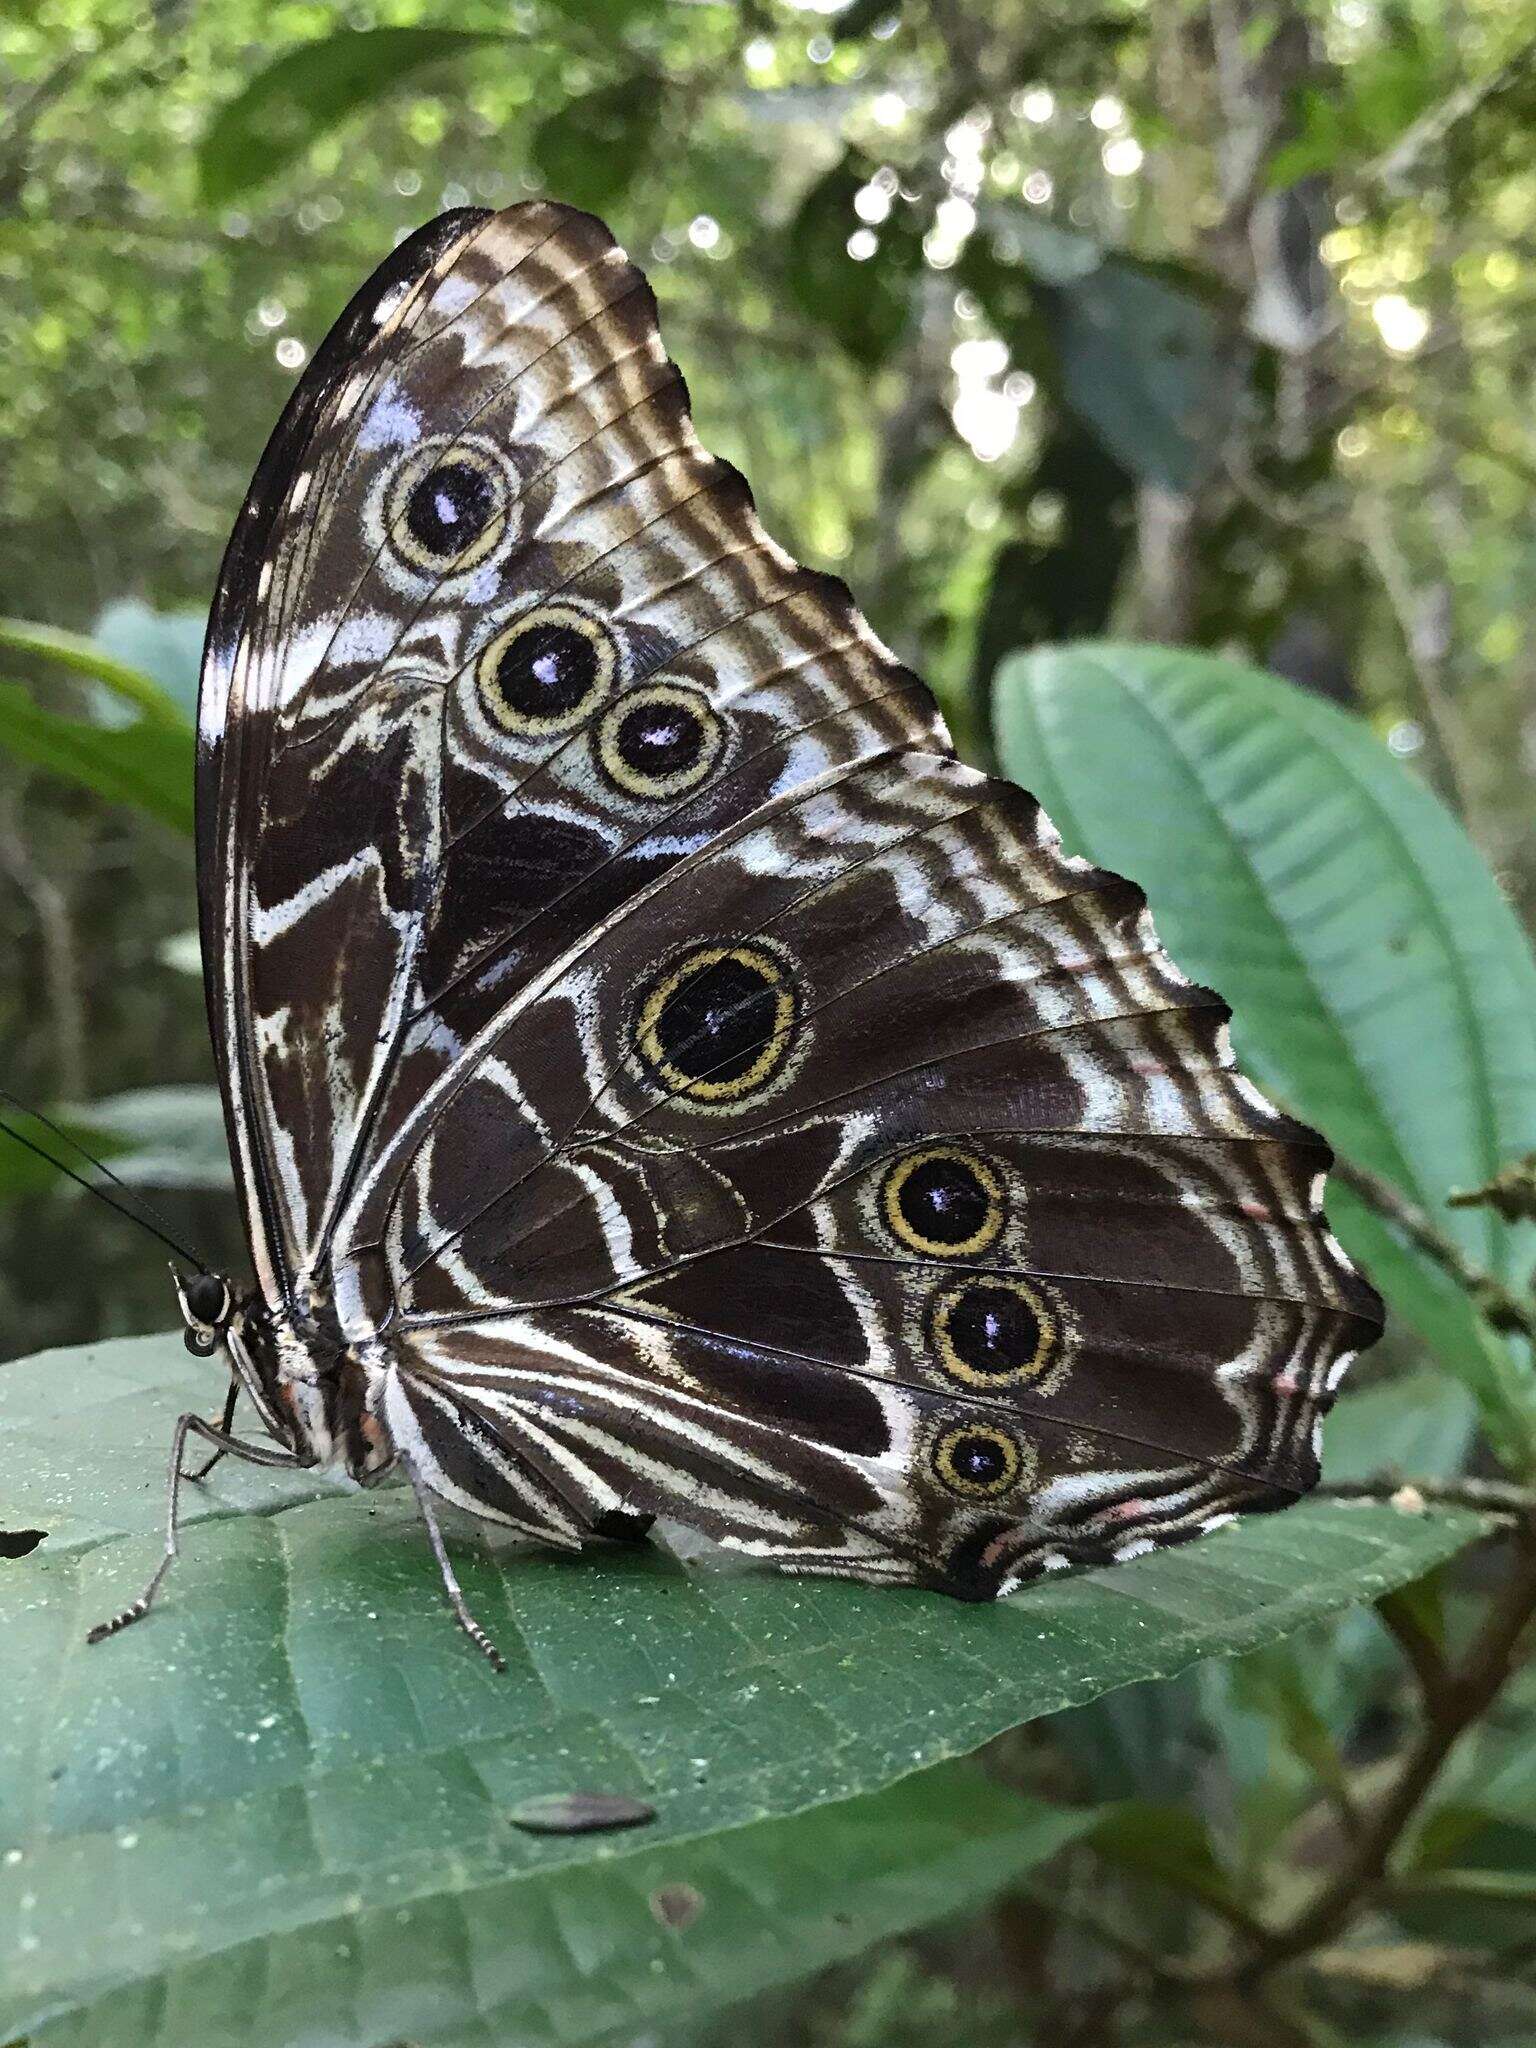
left=227, top=1293, right=395, bottom=1483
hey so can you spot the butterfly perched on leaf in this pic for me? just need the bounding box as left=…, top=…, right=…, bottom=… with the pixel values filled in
left=87, top=202, right=1380, bottom=1668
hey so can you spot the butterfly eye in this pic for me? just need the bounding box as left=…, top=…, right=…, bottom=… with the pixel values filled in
left=183, top=1271, right=230, bottom=1325
left=596, top=684, right=725, bottom=799
left=634, top=942, right=798, bottom=1104
left=384, top=437, right=512, bottom=574
left=881, top=1147, right=1004, bottom=1257
left=477, top=603, right=617, bottom=736
left=928, top=1275, right=1063, bottom=1390
left=929, top=1422, right=1032, bottom=1500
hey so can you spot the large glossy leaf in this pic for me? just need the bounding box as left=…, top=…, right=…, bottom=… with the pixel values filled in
left=0, top=1089, right=227, bottom=1206
left=0, top=1105, right=127, bottom=1202
left=0, top=1333, right=1485, bottom=2043
left=28, top=1767, right=1092, bottom=2048
left=61, top=1086, right=232, bottom=1192
left=994, top=644, right=1536, bottom=1461
left=198, top=29, right=507, bottom=207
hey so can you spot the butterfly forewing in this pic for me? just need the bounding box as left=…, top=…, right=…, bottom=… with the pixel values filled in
left=197, top=199, right=1381, bottom=1607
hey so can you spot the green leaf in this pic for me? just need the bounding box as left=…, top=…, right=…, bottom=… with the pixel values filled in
left=784, top=153, right=925, bottom=369
left=993, top=644, right=1536, bottom=1460
left=1324, top=1367, right=1477, bottom=1484
left=0, top=1107, right=128, bottom=1202
left=0, top=681, right=194, bottom=834
left=1393, top=1813, right=1536, bottom=1947
left=29, top=1766, right=1091, bottom=2048
left=1227, top=1645, right=1353, bottom=1809
left=90, top=601, right=206, bottom=723
left=1085, top=1800, right=1246, bottom=1917
left=0, top=1089, right=226, bottom=1205
left=965, top=222, right=1238, bottom=492
left=1, top=1333, right=1486, bottom=2043
left=531, top=78, right=663, bottom=216
left=0, top=617, right=188, bottom=726
left=198, top=29, right=507, bottom=208
left=61, top=1086, right=232, bottom=1192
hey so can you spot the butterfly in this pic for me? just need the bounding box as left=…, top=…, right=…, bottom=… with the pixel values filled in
left=89, top=201, right=1381, bottom=1669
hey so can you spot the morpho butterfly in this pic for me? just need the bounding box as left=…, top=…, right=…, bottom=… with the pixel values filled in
left=90, top=202, right=1381, bottom=1669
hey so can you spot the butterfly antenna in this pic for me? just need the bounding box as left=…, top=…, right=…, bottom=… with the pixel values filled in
left=0, top=1093, right=212, bottom=1273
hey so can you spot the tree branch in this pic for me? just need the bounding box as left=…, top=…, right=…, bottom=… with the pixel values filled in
left=1238, top=1524, right=1536, bottom=1981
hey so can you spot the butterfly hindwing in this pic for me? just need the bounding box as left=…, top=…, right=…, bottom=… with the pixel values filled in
left=365, top=747, right=1375, bottom=1595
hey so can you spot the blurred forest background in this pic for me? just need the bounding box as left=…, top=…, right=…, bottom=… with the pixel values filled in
left=5, top=0, right=1535, bottom=1358
left=5, top=4, right=1536, bottom=2045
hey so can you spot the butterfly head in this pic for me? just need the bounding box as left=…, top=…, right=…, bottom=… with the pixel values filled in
left=173, top=1267, right=234, bottom=1357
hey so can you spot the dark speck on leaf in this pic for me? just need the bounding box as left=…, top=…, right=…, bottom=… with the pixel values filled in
left=650, top=1881, right=705, bottom=1931
left=509, top=1791, right=657, bottom=1836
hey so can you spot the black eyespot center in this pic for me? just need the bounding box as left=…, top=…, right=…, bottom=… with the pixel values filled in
left=597, top=684, right=724, bottom=799
left=497, top=622, right=599, bottom=719
left=384, top=437, right=511, bottom=573
left=656, top=956, right=776, bottom=1082
left=635, top=943, right=797, bottom=1102
left=404, top=459, right=498, bottom=558
left=477, top=604, right=617, bottom=735
left=619, top=700, right=703, bottom=774
left=881, top=1147, right=1004, bottom=1257
left=930, top=1276, right=1063, bottom=1390
left=930, top=1421, right=1028, bottom=1500
left=955, top=1434, right=1008, bottom=1482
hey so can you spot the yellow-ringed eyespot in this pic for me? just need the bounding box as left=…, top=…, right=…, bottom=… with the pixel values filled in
left=635, top=942, right=796, bottom=1103
left=881, top=1146, right=1004, bottom=1258
left=477, top=603, right=618, bottom=737
left=929, top=1275, right=1062, bottom=1389
left=383, top=436, right=514, bottom=573
left=596, top=684, right=725, bottom=799
left=930, top=1422, right=1033, bottom=1500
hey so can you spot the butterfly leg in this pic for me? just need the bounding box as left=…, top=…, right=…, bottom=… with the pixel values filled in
left=179, top=1381, right=240, bottom=1483
left=87, top=1411, right=306, bottom=1645
left=399, top=1453, right=509, bottom=1674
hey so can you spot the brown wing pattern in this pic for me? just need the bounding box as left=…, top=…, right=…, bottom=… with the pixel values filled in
left=201, top=201, right=939, bottom=1304
left=199, top=199, right=1380, bottom=1597
left=368, top=749, right=1376, bottom=1595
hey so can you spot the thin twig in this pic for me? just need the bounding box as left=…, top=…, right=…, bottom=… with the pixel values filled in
left=1329, top=1153, right=1536, bottom=1346
left=1318, top=1473, right=1536, bottom=1519
left=1375, top=1585, right=1454, bottom=1717
left=1009, top=1877, right=1183, bottom=1988
left=1358, top=40, right=1536, bottom=196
